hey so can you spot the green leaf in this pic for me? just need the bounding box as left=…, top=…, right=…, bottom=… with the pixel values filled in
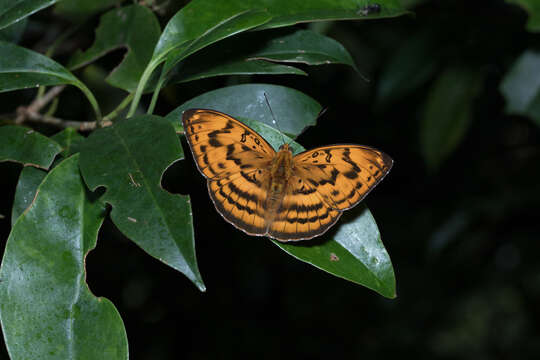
left=0, top=0, right=58, bottom=30
left=274, top=206, right=396, bottom=298
left=10, top=166, right=46, bottom=226
left=68, top=5, right=161, bottom=92
left=79, top=115, right=205, bottom=291
left=506, top=0, right=540, bottom=32
left=51, top=127, right=86, bottom=157
left=0, top=41, right=82, bottom=92
left=166, top=84, right=321, bottom=138
left=420, top=67, right=483, bottom=170
left=0, top=155, right=128, bottom=360
left=171, top=28, right=355, bottom=83
left=0, top=125, right=62, bottom=168
left=254, top=0, right=407, bottom=30
left=500, top=50, right=540, bottom=125
left=54, top=0, right=121, bottom=22
left=246, top=29, right=357, bottom=67
left=0, top=41, right=102, bottom=120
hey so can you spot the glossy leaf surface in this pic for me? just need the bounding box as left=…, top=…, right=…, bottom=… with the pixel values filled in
left=172, top=29, right=355, bottom=83
left=167, top=84, right=321, bottom=138
left=0, top=155, right=128, bottom=360
left=0, top=125, right=62, bottom=168
left=0, top=0, right=57, bottom=30
left=79, top=115, right=205, bottom=291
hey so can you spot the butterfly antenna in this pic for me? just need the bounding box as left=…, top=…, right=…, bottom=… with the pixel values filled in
left=263, top=92, right=287, bottom=146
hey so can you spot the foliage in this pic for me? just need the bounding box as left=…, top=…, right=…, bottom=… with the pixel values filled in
left=0, top=0, right=410, bottom=358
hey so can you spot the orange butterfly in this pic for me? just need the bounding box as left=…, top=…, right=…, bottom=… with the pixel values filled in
left=182, top=109, right=392, bottom=242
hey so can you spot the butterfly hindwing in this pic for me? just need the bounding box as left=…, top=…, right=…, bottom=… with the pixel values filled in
left=293, top=145, right=393, bottom=210
left=182, top=109, right=275, bottom=180
left=207, top=169, right=271, bottom=236
left=267, top=174, right=341, bottom=241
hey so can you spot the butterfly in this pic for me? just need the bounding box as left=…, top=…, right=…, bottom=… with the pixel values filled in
left=182, top=109, right=393, bottom=242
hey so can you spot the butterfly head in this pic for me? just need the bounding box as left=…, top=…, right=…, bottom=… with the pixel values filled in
left=278, top=143, right=291, bottom=152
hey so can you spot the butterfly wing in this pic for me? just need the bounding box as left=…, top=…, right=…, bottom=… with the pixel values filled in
left=267, top=173, right=341, bottom=241
left=182, top=109, right=276, bottom=236
left=207, top=170, right=271, bottom=236
left=292, top=145, right=393, bottom=210
left=182, top=109, right=276, bottom=180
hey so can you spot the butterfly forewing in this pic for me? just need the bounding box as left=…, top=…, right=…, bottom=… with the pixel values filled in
left=182, top=109, right=275, bottom=180
left=292, top=145, right=393, bottom=211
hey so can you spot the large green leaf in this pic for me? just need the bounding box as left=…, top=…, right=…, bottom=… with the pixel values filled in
left=0, top=125, right=62, bottom=168
left=68, top=5, right=161, bottom=92
left=167, top=84, right=321, bottom=138
left=0, top=155, right=128, bottom=360
left=500, top=50, right=540, bottom=126
left=0, top=41, right=101, bottom=119
left=171, top=28, right=355, bottom=83
left=421, top=68, right=483, bottom=170
left=0, top=0, right=58, bottom=30
left=79, top=115, right=205, bottom=291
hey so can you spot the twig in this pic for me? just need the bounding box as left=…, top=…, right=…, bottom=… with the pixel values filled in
left=15, top=85, right=66, bottom=124
left=19, top=110, right=111, bottom=131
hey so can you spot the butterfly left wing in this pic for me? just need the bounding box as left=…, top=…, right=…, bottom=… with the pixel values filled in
left=183, top=109, right=277, bottom=236
left=182, top=109, right=275, bottom=180
left=292, top=145, right=393, bottom=210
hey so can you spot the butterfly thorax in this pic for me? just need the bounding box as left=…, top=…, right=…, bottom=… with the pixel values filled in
left=269, top=144, right=293, bottom=196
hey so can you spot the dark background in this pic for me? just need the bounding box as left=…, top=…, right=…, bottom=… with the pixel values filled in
left=1, top=0, right=540, bottom=358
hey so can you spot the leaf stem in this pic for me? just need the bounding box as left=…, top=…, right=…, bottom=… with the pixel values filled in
left=103, top=93, right=134, bottom=122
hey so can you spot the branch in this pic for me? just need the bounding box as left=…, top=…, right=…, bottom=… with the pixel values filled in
left=15, top=85, right=66, bottom=124
left=19, top=110, right=111, bottom=131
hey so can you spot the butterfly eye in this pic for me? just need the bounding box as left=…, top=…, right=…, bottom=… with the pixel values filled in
left=258, top=170, right=262, bottom=174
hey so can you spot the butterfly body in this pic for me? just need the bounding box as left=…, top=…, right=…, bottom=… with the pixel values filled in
left=182, top=109, right=392, bottom=242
